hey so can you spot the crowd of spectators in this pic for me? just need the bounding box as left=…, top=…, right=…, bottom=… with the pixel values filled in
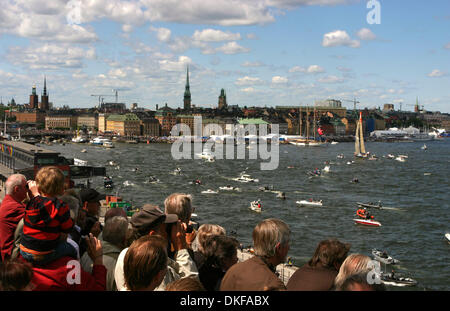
left=0, top=169, right=386, bottom=292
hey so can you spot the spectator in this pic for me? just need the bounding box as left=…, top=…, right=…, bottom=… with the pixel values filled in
left=166, top=276, right=206, bottom=291
left=191, top=224, right=226, bottom=270
left=20, top=167, right=76, bottom=265
left=287, top=239, right=350, bottom=291
left=81, top=216, right=128, bottom=290
left=78, top=189, right=105, bottom=257
left=28, top=233, right=106, bottom=291
left=336, top=272, right=386, bottom=291
left=0, top=258, right=34, bottom=291
left=123, top=235, right=168, bottom=291
left=199, top=235, right=239, bottom=291
left=333, top=253, right=372, bottom=289
left=220, top=218, right=290, bottom=291
left=59, top=194, right=82, bottom=259
left=97, top=208, right=128, bottom=241
left=114, top=204, right=198, bottom=291
left=0, top=174, right=28, bottom=261
left=164, top=193, right=196, bottom=250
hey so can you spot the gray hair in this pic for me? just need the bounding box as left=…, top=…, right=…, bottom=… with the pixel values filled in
left=5, top=174, right=26, bottom=195
left=252, top=218, right=290, bottom=258
left=59, top=194, right=80, bottom=220
left=103, top=216, right=129, bottom=248
left=334, top=253, right=372, bottom=289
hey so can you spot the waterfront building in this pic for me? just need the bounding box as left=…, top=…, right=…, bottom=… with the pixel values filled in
left=45, top=115, right=77, bottom=130
left=106, top=113, right=141, bottom=136
left=383, top=103, right=395, bottom=112
left=183, top=66, right=191, bottom=111
left=11, top=111, right=46, bottom=125
left=237, top=118, right=270, bottom=135
left=98, top=113, right=108, bottom=133
left=155, top=103, right=177, bottom=136
left=100, top=102, right=126, bottom=113
left=77, top=115, right=98, bottom=131
left=141, top=117, right=161, bottom=137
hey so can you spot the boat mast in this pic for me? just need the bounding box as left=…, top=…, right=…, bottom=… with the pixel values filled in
left=299, top=106, right=302, bottom=137
left=306, top=106, right=310, bottom=142
left=313, top=105, right=316, bottom=142
left=359, top=111, right=366, bottom=154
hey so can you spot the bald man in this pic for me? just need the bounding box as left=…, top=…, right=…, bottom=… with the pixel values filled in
left=0, top=174, right=28, bottom=261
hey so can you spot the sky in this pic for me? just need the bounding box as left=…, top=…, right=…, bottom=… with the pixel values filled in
left=0, top=0, right=449, bottom=113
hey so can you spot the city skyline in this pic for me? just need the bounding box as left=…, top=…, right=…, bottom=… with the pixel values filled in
left=0, top=0, right=449, bottom=113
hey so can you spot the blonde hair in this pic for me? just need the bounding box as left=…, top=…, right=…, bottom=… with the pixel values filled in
left=35, top=166, right=65, bottom=197
left=334, top=253, right=372, bottom=289
left=164, top=193, right=193, bottom=223
left=193, top=224, right=226, bottom=253
left=252, top=218, right=290, bottom=258
left=165, top=277, right=206, bottom=291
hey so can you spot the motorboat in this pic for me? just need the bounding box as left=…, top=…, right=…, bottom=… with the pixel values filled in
left=337, top=154, right=345, bottom=159
left=395, top=156, right=406, bottom=162
left=307, top=169, right=321, bottom=177
left=296, top=199, right=323, bottom=207
left=103, top=176, right=114, bottom=189
left=331, top=141, right=339, bottom=145
left=219, top=186, right=241, bottom=191
left=72, top=136, right=88, bottom=143
left=74, top=158, right=88, bottom=166
left=380, top=272, right=417, bottom=287
left=323, top=165, right=330, bottom=172
left=421, top=144, right=427, bottom=150
left=90, top=137, right=112, bottom=146
left=372, top=249, right=400, bottom=265
left=201, top=189, right=218, bottom=194
left=196, top=151, right=214, bottom=160
left=368, top=155, right=378, bottom=161
left=103, top=141, right=115, bottom=148
left=171, top=167, right=182, bottom=175
left=357, top=201, right=383, bottom=210
left=81, top=149, right=87, bottom=153
left=445, top=233, right=450, bottom=244
left=353, top=218, right=382, bottom=227
left=147, top=176, right=160, bottom=183
left=233, top=174, right=259, bottom=183
left=249, top=200, right=262, bottom=212
left=386, top=154, right=395, bottom=159
left=109, top=160, right=118, bottom=166
left=123, top=180, right=135, bottom=187
left=258, top=185, right=275, bottom=192
left=276, top=191, right=286, bottom=200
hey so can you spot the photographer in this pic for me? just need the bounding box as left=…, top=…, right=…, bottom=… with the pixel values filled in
left=114, top=204, right=198, bottom=291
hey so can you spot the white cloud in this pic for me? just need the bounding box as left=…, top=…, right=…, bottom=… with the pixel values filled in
left=322, top=30, right=360, bottom=48
left=215, top=41, right=250, bottom=54
left=289, top=65, right=325, bottom=74
left=427, top=69, right=447, bottom=77
left=122, top=24, right=133, bottom=33
left=272, top=76, right=288, bottom=84
left=235, top=76, right=263, bottom=86
left=267, top=0, right=354, bottom=9
left=192, top=29, right=241, bottom=42
left=150, top=26, right=172, bottom=43
left=240, top=87, right=256, bottom=93
left=159, top=56, right=192, bottom=71
left=241, top=61, right=264, bottom=67
left=356, top=28, right=376, bottom=40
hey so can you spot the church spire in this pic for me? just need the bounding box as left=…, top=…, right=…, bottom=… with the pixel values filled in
left=43, top=76, right=47, bottom=96
left=183, top=66, right=191, bottom=110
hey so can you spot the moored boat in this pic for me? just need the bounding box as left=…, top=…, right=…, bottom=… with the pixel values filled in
left=380, top=272, right=417, bottom=287
left=372, top=248, right=400, bottom=265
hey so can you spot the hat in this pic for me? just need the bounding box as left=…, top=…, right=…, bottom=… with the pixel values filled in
left=79, top=189, right=106, bottom=204
left=130, top=204, right=178, bottom=230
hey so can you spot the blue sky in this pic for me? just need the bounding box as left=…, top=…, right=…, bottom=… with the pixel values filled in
left=0, top=0, right=449, bottom=113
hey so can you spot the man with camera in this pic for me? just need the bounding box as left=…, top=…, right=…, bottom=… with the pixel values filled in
left=114, top=203, right=198, bottom=291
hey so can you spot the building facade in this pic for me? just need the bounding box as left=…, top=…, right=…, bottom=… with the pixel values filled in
left=77, top=115, right=98, bottom=131
left=45, top=116, right=77, bottom=130
left=106, top=113, right=141, bottom=136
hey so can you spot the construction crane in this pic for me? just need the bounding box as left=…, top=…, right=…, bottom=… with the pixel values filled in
left=341, top=98, right=360, bottom=111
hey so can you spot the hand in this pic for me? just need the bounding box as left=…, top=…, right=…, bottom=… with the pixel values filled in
left=27, top=180, right=39, bottom=197
left=170, top=221, right=187, bottom=251
left=90, top=221, right=102, bottom=237
left=86, top=233, right=103, bottom=265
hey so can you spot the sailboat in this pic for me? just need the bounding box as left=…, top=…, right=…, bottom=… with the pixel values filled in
left=354, top=111, right=368, bottom=158
left=290, top=106, right=325, bottom=147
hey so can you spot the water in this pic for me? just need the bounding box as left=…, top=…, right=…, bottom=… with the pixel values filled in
left=48, top=139, right=450, bottom=290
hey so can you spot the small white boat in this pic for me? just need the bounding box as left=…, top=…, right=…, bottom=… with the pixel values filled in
left=72, top=136, right=88, bottom=143
left=395, top=156, right=406, bottom=162
left=249, top=200, right=262, bottom=212
left=103, top=141, right=115, bottom=148
left=81, top=149, right=87, bottom=153
left=296, top=199, right=323, bottom=207
left=171, top=168, right=182, bottom=175
left=219, top=186, right=241, bottom=191
left=421, top=144, right=427, bottom=150
left=201, top=189, right=218, bottom=194
left=386, top=154, right=395, bottom=159
left=337, top=154, right=345, bottom=159
left=74, top=158, right=88, bottom=166
left=323, top=165, right=330, bottom=172
left=233, top=174, right=259, bottom=183
left=353, top=218, right=382, bottom=227
left=123, top=180, right=135, bottom=187
left=372, top=249, right=400, bottom=265
left=109, top=160, right=118, bottom=166
left=196, top=151, right=214, bottom=160
left=445, top=233, right=450, bottom=244
left=331, top=141, right=339, bottom=145
left=380, top=273, right=417, bottom=287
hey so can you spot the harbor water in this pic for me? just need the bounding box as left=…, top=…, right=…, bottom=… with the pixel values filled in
left=47, top=139, right=449, bottom=290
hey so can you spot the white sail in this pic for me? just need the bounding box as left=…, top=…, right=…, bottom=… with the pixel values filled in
left=355, top=121, right=360, bottom=155
left=359, top=116, right=366, bottom=154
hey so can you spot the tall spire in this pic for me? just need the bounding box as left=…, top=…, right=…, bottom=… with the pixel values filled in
left=185, top=66, right=190, bottom=94
left=183, top=65, right=191, bottom=110
left=43, top=76, right=47, bottom=96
